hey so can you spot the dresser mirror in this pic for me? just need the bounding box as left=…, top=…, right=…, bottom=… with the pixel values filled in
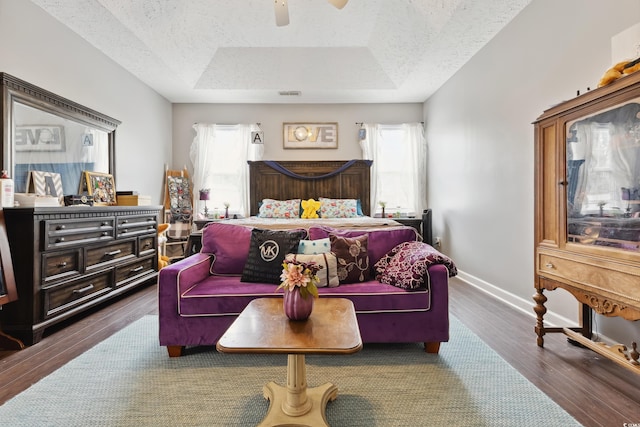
left=1, top=73, right=119, bottom=197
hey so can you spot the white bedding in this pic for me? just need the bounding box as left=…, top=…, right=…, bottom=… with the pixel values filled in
left=217, top=216, right=404, bottom=230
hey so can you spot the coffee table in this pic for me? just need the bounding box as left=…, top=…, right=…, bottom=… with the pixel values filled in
left=216, top=297, right=362, bottom=427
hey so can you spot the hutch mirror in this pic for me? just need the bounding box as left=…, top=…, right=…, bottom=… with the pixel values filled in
left=0, top=73, right=119, bottom=197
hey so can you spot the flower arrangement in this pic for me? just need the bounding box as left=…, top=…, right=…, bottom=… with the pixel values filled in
left=277, top=259, right=322, bottom=299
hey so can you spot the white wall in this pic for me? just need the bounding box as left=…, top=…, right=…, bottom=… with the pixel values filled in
left=0, top=0, right=172, bottom=204
left=425, top=0, right=640, bottom=344
left=171, top=103, right=422, bottom=173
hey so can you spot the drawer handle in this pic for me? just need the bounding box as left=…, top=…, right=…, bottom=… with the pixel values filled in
left=122, top=219, right=129, bottom=224
left=56, top=237, right=65, bottom=243
left=545, top=262, right=554, bottom=269
left=56, top=225, right=66, bottom=230
left=57, top=261, right=67, bottom=268
left=72, top=284, right=94, bottom=294
left=148, top=226, right=154, bottom=230
left=122, top=229, right=128, bottom=234
left=101, top=221, right=109, bottom=226
left=143, top=242, right=151, bottom=249
left=146, top=217, right=154, bottom=222
left=106, top=249, right=122, bottom=257
left=101, top=232, right=109, bottom=237
left=130, top=266, right=144, bottom=273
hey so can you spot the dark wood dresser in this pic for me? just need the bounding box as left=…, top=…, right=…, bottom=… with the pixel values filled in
left=0, top=205, right=161, bottom=345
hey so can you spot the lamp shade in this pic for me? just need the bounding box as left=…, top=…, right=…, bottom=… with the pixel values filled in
left=199, top=189, right=210, bottom=201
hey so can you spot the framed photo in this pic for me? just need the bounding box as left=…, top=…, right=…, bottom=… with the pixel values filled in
left=283, top=122, right=338, bottom=149
left=81, top=171, right=116, bottom=205
left=15, top=125, right=65, bottom=152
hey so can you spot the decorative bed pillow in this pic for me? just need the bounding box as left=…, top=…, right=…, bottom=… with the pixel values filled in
left=241, top=228, right=306, bottom=284
left=285, top=253, right=339, bottom=288
left=258, top=198, right=301, bottom=218
left=200, top=222, right=253, bottom=275
left=374, top=241, right=457, bottom=289
left=319, top=197, right=359, bottom=218
left=329, top=233, right=370, bottom=284
left=297, top=238, right=331, bottom=254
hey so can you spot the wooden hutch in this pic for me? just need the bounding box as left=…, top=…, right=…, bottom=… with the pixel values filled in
left=533, top=72, right=640, bottom=372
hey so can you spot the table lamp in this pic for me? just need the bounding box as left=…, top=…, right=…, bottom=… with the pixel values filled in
left=199, top=189, right=210, bottom=217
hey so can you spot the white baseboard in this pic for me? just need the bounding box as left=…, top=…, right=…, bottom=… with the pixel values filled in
left=455, top=270, right=578, bottom=328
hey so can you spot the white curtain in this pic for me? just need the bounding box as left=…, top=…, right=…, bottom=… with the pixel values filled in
left=360, top=122, right=427, bottom=215
left=190, top=123, right=263, bottom=217
left=404, top=122, right=428, bottom=213
left=359, top=123, right=379, bottom=211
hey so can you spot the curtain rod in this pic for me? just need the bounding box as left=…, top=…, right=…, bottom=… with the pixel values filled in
left=355, top=121, right=424, bottom=125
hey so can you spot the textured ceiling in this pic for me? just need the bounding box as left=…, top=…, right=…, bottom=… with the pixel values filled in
left=30, top=0, right=531, bottom=103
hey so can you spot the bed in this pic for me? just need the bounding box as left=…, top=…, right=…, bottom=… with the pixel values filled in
left=203, top=160, right=432, bottom=242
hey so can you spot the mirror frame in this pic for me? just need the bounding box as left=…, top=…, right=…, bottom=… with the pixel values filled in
left=0, top=72, right=120, bottom=188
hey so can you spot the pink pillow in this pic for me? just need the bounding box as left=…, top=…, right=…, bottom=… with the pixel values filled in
left=200, top=222, right=253, bottom=274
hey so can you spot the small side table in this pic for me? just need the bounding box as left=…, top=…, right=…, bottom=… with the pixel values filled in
left=394, top=217, right=422, bottom=237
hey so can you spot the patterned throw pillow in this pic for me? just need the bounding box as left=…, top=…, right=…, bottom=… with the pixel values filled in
left=374, top=241, right=457, bottom=290
left=285, top=253, right=339, bottom=287
left=241, top=228, right=306, bottom=284
left=319, top=198, right=359, bottom=218
left=258, top=199, right=301, bottom=218
left=329, top=233, right=370, bottom=283
left=297, top=238, right=331, bottom=254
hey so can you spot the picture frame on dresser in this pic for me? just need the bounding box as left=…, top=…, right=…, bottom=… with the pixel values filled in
left=80, top=171, right=117, bottom=205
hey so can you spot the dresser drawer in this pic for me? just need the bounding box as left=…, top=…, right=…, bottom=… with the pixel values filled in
left=114, top=256, right=156, bottom=287
left=139, top=235, right=156, bottom=256
left=44, top=217, right=115, bottom=250
left=117, top=214, right=157, bottom=238
left=86, top=239, right=136, bottom=269
left=43, top=271, right=112, bottom=318
left=538, top=253, right=640, bottom=301
left=42, top=249, right=81, bottom=284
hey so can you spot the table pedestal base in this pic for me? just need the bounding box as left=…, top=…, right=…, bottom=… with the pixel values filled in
left=258, top=354, right=338, bottom=427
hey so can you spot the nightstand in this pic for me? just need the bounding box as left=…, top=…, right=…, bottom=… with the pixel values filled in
left=394, top=217, right=422, bottom=236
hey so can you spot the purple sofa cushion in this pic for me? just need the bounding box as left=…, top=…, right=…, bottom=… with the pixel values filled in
left=308, top=225, right=419, bottom=266
left=178, top=275, right=431, bottom=317
left=200, top=222, right=253, bottom=274
left=329, top=233, right=370, bottom=283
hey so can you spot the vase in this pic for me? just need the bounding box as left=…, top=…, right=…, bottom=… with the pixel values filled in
left=283, top=288, right=314, bottom=321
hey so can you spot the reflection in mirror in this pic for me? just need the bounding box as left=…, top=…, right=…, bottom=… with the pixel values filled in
left=1, top=73, right=118, bottom=203
left=13, top=102, right=110, bottom=195
left=566, top=101, right=640, bottom=251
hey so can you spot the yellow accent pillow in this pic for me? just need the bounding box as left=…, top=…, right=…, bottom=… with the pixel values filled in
left=301, top=198, right=321, bottom=219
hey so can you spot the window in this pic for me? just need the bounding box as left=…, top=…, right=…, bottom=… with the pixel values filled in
left=190, top=124, right=262, bottom=217
left=360, top=123, right=426, bottom=217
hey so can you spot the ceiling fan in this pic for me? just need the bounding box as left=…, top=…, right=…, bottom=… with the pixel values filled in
left=274, top=0, right=349, bottom=27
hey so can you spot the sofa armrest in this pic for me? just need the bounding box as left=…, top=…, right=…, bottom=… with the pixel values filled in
left=158, top=253, right=213, bottom=303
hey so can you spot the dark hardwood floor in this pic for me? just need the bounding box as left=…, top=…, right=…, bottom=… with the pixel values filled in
left=0, top=277, right=639, bottom=426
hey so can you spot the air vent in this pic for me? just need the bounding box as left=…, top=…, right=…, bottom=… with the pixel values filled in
left=278, top=90, right=301, bottom=96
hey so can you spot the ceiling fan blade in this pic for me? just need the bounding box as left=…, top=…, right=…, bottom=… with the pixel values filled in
left=327, top=0, right=348, bottom=9
left=274, top=0, right=289, bottom=26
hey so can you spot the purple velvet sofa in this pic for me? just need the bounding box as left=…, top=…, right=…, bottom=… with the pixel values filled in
left=158, top=222, right=452, bottom=357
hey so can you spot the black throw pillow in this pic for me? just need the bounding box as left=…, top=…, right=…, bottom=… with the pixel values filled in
left=241, top=228, right=306, bottom=284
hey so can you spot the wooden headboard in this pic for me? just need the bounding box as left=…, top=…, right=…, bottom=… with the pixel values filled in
left=248, top=160, right=372, bottom=216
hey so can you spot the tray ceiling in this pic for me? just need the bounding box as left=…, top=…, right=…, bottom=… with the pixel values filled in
left=30, top=0, right=531, bottom=103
